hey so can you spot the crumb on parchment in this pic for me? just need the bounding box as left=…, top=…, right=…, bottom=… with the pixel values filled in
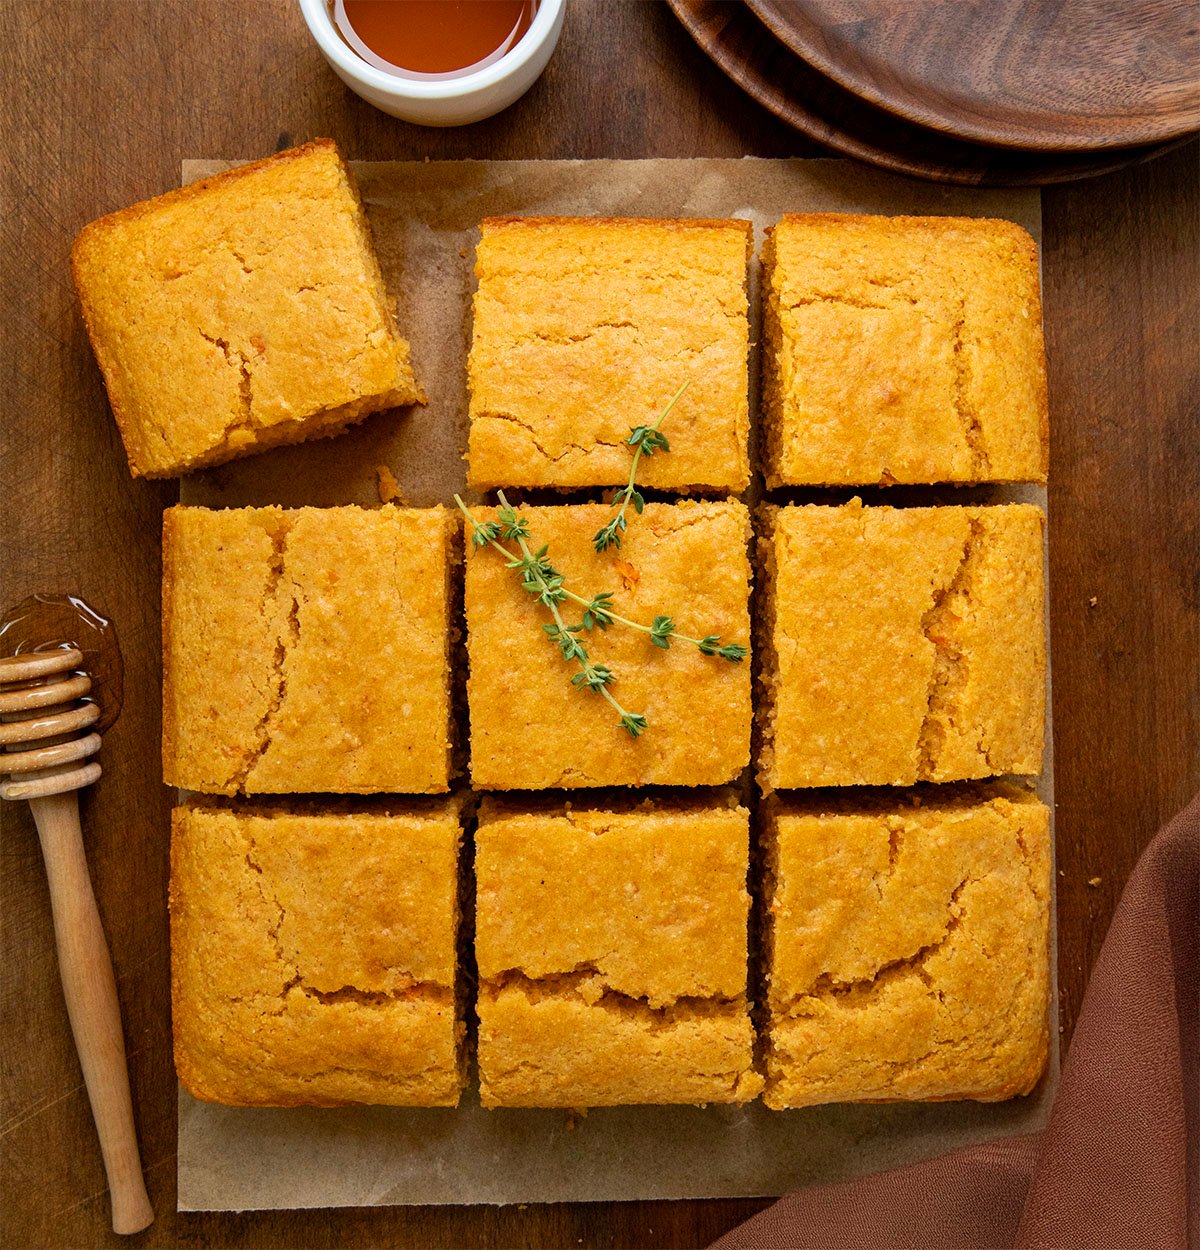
left=376, top=464, right=406, bottom=504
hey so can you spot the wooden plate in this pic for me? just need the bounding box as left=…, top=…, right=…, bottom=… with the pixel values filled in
left=746, top=0, right=1200, bottom=152
left=667, top=0, right=1188, bottom=187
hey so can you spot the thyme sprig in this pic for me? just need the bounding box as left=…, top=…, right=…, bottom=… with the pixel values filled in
left=456, top=492, right=649, bottom=737
left=572, top=593, right=748, bottom=661
left=457, top=493, right=749, bottom=667
left=454, top=382, right=750, bottom=739
left=593, top=379, right=690, bottom=553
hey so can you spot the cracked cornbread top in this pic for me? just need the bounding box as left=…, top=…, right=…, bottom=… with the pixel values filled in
left=475, top=798, right=752, bottom=1006
left=71, top=139, right=423, bottom=478
left=464, top=500, right=753, bottom=789
left=763, top=786, right=1051, bottom=1107
left=467, top=216, right=752, bottom=492
left=758, top=499, right=1045, bottom=790
left=763, top=214, right=1048, bottom=488
left=170, top=801, right=463, bottom=1107
left=162, top=504, right=455, bottom=795
left=474, top=797, right=762, bottom=1108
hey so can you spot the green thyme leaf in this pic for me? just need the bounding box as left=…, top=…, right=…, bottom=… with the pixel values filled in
left=584, top=664, right=616, bottom=690
left=497, top=506, right=530, bottom=542
left=650, top=615, right=675, bottom=649
left=628, top=427, right=669, bottom=456
left=593, top=513, right=627, bottom=553
left=472, top=520, right=501, bottom=548
left=581, top=592, right=615, bottom=631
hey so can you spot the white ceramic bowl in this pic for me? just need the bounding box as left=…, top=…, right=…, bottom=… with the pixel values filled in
left=297, top=0, right=566, bottom=126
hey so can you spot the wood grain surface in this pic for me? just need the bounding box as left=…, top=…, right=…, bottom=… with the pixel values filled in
left=669, top=0, right=1192, bottom=186
left=746, top=0, right=1200, bottom=152
left=1, top=2, right=1197, bottom=1247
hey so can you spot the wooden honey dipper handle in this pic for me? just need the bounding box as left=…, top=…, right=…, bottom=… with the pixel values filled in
left=0, top=650, right=153, bottom=1235
left=32, top=792, right=154, bottom=1235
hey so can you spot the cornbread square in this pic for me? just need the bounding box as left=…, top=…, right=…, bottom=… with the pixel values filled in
left=763, top=786, right=1051, bottom=1108
left=475, top=798, right=762, bottom=1107
left=758, top=500, right=1045, bottom=790
left=163, top=503, right=455, bottom=795
left=467, top=217, right=751, bottom=492
left=170, top=800, right=464, bottom=1107
left=763, top=214, right=1048, bottom=487
left=71, top=139, right=423, bottom=478
left=464, top=500, right=752, bottom=788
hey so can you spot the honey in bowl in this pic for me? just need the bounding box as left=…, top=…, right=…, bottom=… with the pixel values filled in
left=332, top=0, right=538, bottom=79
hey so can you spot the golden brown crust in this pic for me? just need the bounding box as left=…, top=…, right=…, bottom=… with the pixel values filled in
left=479, top=985, right=762, bottom=1109
left=464, top=500, right=752, bottom=789
left=474, top=799, right=762, bottom=1108
left=475, top=800, right=753, bottom=1003
left=162, top=503, right=456, bottom=795
left=170, top=801, right=464, bottom=1107
left=752, top=502, right=783, bottom=796
left=467, top=217, right=751, bottom=492
left=762, top=785, right=1051, bottom=1109
left=763, top=213, right=1048, bottom=488
left=756, top=499, right=1045, bottom=790
left=479, top=214, right=754, bottom=233
left=773, top=212, right=1035, bottom=236
left=71, top=140, right=422, bottom=478
left=160, top=509, right=179, bottom=787
left=72, top=139, right=340, bottom=252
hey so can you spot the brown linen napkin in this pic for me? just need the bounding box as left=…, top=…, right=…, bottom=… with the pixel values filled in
left=714, top=791, right=1200, bottom=1250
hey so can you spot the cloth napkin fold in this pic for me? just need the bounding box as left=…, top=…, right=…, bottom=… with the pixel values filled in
left=714, top=791, right=1199, bottom=1250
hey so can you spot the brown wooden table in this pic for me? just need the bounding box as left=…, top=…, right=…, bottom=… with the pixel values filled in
left=2, top=3, right=1197, bottom=1246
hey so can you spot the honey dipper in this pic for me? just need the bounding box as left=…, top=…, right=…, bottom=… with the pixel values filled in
left=0, top=648, right=154, bottom=1234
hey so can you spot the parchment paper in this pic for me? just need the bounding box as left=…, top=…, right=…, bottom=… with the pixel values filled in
left=178, top=158, right=1055, bottom=1211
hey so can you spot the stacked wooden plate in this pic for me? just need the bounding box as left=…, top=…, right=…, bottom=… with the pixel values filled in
left=668, top=0, right=1200, bottom=185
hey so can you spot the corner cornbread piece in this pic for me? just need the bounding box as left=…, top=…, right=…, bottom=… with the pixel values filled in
left=71, top=139, right=423, bottom=478
left=170, top=800, right=464, bottom=1106
left=163, top=503, right=455, bottom=795
left=757, top=500, right=1044, bottom=790
left=763, top=786, right=1051, bottom=1108
left=467, top=216, right=751, bottom=492
left=465, top=500, right=752, bottom=788
left=475, top=798, right=762, bottom=1108
left=762, top=214, right=1048, bottom=487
